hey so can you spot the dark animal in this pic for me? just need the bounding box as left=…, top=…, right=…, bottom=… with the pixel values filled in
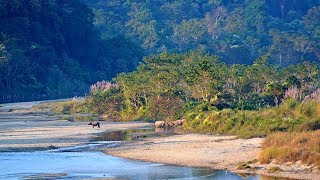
left=88, top=121, right=100, bottom=128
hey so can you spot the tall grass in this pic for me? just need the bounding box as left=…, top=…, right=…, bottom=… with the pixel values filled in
left=183, top=99, right=320, bottom=138
left=258, top=131, right=320, bottom=167
left=90, top=81, right=118, bottom=95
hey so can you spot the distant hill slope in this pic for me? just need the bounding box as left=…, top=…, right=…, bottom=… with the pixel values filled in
left=1, top=0, right=319, bottom=103
left=82, top=0, right=320, bottom=65
left=0, top=0, right=143, bottom=103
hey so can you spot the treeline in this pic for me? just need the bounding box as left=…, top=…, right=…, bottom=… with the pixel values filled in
left=0, top=0, right=142, bottom=102
left=82, top=0, right=320, bottom=65
left=86, top=52, right=320, bottom=120
left=1, top=0, right=319, bottom=103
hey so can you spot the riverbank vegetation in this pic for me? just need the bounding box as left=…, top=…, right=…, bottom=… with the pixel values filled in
left=33, top=99, right=97, bottom=121
left=2, top=0, right=320, bottom=169
left=84, top=52, right=320, bottom=167
left=34, top=99, right=86, bottom=115
left=85, top=52, right=320, bottom=137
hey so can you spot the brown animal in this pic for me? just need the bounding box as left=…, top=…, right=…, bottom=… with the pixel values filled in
left=88, top=121, right=100, bottom=128
left=173, top=119, right=185, bottom=126
left=155, top=121, right=166, bottom=128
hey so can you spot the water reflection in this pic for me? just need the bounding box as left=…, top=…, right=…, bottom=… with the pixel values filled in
left=94, top=128, right=175, bottom=141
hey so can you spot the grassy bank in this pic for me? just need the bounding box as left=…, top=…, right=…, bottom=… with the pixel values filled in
left=33, top=99, right=97, bottom=121
left=34, top=99, right=86, bottom=115
left=258, top=131, right=320, bottom=167
left=182, top=99, right=320, bottom=138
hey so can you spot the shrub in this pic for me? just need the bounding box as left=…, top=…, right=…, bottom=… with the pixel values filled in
left=51, top=100, right=85, bottom=115
left=182, top=99, right=320, bottom=138
left=310, top=89, right=320, bottom=103
left=283, top=87, right=300, bottom=101
left=90, top=81, right=119, bottom=95
left=299, top=100, right=320, bottom=118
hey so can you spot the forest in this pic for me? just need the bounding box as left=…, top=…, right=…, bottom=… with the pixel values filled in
left=1, top=0, right=319, bottom=170
left=0, top=0, right=319, bottom=103
left=83, top=0, right=320, bottom=64
left=0, top=0, right=142, bottom=102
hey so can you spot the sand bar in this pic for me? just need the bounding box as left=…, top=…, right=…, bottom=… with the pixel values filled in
left=0, top=100, right=319, bottom=179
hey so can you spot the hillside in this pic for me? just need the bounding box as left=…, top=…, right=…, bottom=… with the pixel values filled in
left=82, top=0, right=320, bottom=64
left=0, top=0, right=142, bottom=102
left=1, top=0, right=319, bottom=103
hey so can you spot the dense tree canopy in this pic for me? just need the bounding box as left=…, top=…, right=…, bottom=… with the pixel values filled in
left=82, top=0, right=320, bottom=64
left=86, top=52, right=320, bottom=120
left=0, top=0, right=143, bottom=102
left=1, top=0, right=320, bottom=103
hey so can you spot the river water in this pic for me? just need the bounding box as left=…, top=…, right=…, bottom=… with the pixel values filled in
left=0, top=100, right=268, bottom=180
left=0, top=150, right=259, bottom=180
left=0, top=132, right=270, bottom=180
left=0, top=148, right=263, bottom=180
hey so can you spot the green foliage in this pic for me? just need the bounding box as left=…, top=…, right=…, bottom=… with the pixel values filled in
left=82, top=0, right=320, bottom=65
left=183, top=99, right=320, bottom=138
left=2, top=0, right=319, bottom=104
left=85, top=86, right=124, bottom=118
left=86, top=52, right=320, bottom=139
left=0, top=0, right=143, bottom=103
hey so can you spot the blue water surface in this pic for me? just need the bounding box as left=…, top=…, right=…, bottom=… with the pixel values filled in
left=0, top=151, right=262, bottom=180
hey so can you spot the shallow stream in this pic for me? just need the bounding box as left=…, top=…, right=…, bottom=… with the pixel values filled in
left=0, top=129, right=271, bottom=179
left=0, top=150, right=259, bottom=180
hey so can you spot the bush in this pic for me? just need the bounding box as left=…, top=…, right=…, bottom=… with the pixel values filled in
left=299, top=100, right=320, bottom=118
left=85, top=87, right=124, bottom=118
left=51, top=100, right=85, bottom=115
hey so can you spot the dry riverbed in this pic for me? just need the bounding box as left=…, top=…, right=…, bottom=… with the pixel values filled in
left=104, top=134, right=320, bottom=179
left=0, top=100, right=319, bottom=179
left=0, top=100, right=151, bottom=152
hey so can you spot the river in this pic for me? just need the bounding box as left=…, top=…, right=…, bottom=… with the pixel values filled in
left=0, top=100, right=271, bottom=179
left=0, top=144, right=262, bottom=180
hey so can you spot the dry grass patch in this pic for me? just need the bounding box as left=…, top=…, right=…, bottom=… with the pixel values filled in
left=258, top=131, right=320, bottom=167
left=34, top=99, right=86, bottom=115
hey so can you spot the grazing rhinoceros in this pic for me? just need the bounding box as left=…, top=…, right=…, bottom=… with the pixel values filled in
left=155, top=121, right=166, bottom=128
left=173, top=119, right=185, bottom=126
left=88, top=121, right=100, bottom=128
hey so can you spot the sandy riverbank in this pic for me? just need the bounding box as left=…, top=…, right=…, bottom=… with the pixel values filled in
left=1, top=100, right=319, bottom=179
left=0, top=100, right=152, bottom=152
left=103, top=132, right=320, bottom=180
